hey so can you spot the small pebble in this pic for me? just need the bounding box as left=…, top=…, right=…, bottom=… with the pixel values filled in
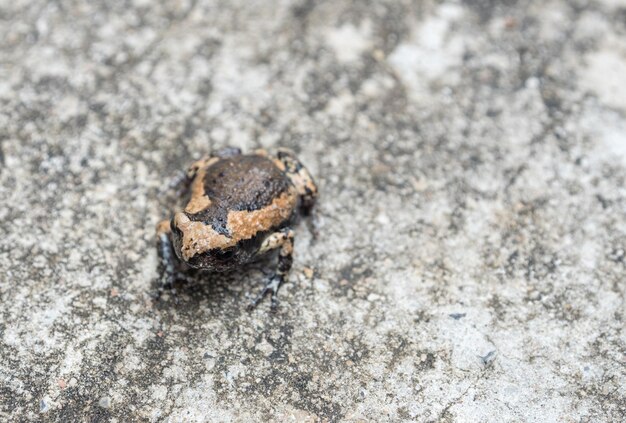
left=98, top=396, right=111, bottom=409
left=303, top=267, right=314, bottom=279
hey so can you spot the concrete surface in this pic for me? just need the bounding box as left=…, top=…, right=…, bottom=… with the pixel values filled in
left=1, top=0, right=625, bottom=421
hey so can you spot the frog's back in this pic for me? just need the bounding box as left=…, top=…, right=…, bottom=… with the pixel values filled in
left=204, top=155, right=291, bottom=211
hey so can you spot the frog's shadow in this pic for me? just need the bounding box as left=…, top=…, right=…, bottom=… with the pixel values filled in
left=153, top=254, right=278, bottom=316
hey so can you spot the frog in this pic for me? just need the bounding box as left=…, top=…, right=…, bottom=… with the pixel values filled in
left=156, top=147, right=318, bottom=310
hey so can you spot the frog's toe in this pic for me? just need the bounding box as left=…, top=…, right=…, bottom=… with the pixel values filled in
left=247, top=274, right=283, bottom=311
left=155, top=269, right=193, bottom=303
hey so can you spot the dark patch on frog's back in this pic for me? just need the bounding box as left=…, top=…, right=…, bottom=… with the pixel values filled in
left=186, top=155, right=292, bottom=235
left=204, top=155, right=290, bottom=211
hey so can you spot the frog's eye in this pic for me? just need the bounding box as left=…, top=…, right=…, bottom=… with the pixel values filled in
left=213, top=249, right=235, bottom=261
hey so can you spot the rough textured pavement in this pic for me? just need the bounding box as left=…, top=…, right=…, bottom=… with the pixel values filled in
left=1, top=0, right=625, bottom=421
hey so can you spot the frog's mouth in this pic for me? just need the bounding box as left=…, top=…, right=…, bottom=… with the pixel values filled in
left=186, top=249, right=239, bottom=272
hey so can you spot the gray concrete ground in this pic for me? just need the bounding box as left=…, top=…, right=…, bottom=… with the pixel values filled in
left=1, top=0, right=625, bottom=421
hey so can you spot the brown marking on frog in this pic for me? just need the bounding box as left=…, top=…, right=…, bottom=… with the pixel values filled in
left=185, top=166, right=214, bottom=213
left=174, top=188, right=297, bottom=260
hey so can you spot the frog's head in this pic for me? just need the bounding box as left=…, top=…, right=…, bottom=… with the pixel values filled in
left=170, top=212, right=242, bottom=272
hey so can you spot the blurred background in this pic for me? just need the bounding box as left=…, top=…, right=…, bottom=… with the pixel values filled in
left=1, top=0, right=625, bottom=421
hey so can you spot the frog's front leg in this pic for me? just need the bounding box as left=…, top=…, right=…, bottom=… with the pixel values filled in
left=155, top=220, right=191, bottom=301
left=248, top=228, right=295, bottom=311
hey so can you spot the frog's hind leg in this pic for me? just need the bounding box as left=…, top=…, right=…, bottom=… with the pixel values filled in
left=274, top=148, right=318, bottom=214
left=247, top=228, right=294, bottom=311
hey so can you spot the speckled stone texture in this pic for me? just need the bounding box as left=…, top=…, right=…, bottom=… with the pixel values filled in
left=1, top=0, right=625, bottom=421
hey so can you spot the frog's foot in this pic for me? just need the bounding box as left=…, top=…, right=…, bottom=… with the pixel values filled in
left=247, top=274, right=284, bottom=312
left=247, top=228, right=294, bottom=311
left=155, top=270, right=194, bottom=304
